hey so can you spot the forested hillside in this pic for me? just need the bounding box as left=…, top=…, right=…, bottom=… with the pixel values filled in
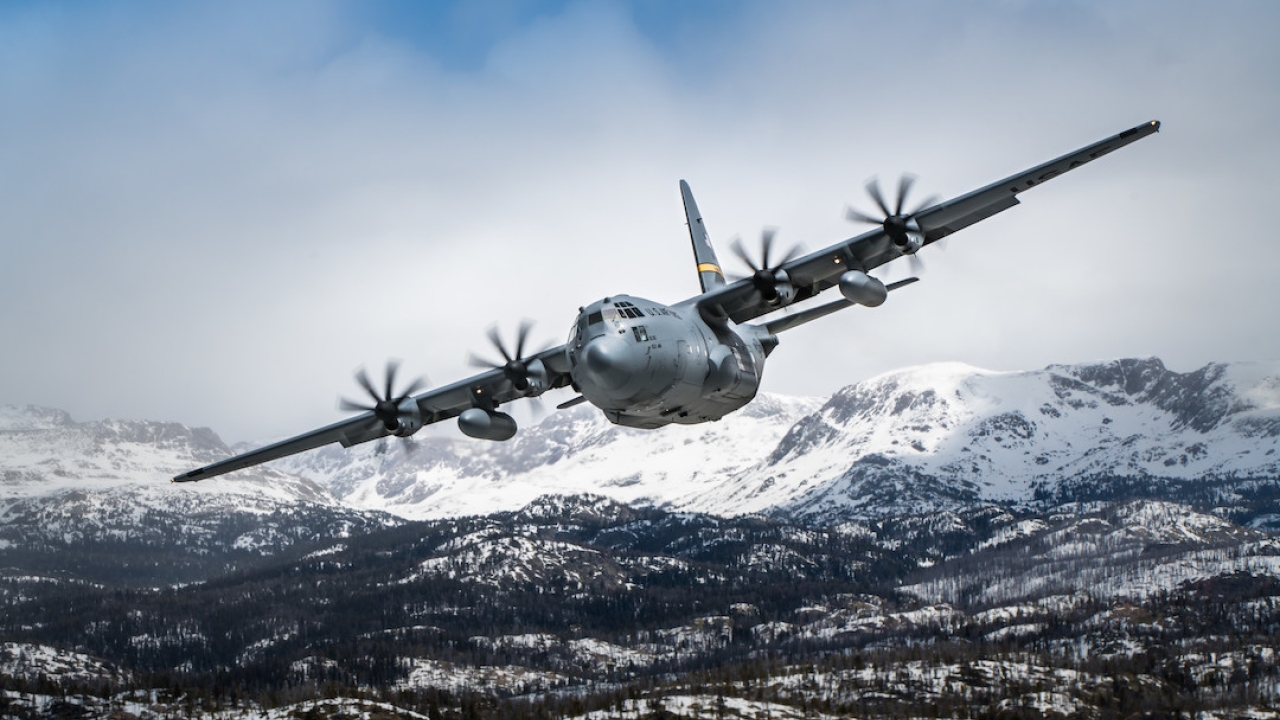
left=3, top=495, right=1279, bottom=718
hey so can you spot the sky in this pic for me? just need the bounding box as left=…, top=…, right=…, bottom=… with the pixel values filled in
left=2, top=0, right=1277, bottom=444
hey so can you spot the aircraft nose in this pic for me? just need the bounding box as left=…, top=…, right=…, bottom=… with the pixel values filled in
left=581, top=335, right=644, bottom=391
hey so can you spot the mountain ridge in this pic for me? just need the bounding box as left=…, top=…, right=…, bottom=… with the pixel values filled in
left=696, top=357, right=1280, bottom=521
left=3, top=356, right=1277, bottom=529
left=268, top=356, right=1280, bottom=522
left=0, top=404, right=402, bottom=585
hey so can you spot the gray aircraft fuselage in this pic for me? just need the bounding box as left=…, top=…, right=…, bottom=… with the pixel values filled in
left=567, top=294, right=773, bottom=429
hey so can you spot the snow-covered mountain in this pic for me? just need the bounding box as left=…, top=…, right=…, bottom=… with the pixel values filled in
left=275, top=391, right=825, bottom=520
left=5, top=357, right=1277, bottom=528
left=0, top=404, right=331, bottom=504
left=712, top=357, right=1280, bottom=521
left=273, top=357, right=1280, bottom=522
left=0, top=405, right=399, bottom=583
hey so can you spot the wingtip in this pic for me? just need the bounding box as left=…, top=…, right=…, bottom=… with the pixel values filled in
left=172, top=468, right=205, bottom=483
left=1119, top=120, right=1161, bottom=141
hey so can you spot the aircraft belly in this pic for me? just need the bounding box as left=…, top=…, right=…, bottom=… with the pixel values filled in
left=669, top=394, right=753, bottom=425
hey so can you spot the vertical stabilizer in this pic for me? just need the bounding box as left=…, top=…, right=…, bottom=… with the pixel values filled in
left=680, top=180, right=726, bottom=293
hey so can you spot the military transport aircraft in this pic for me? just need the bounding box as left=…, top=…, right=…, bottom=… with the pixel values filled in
left=173, top=120, right=1161, bottom=483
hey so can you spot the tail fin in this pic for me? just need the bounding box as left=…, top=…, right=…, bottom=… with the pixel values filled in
left=680, top=180, right=726, bottom=293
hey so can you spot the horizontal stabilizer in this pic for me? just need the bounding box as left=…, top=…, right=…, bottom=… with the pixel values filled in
left=556, top=395, right=588, bottom=410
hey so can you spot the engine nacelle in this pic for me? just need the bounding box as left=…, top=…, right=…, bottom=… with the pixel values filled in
left=391, top=400, right=423, bottom=437
left=522, top=358, right=549, bottom=394
left=886, top=215, right=924, bottom=256
left=457, top=408, right=518, bottom=441
left=838, top=270, right=888, bottom=307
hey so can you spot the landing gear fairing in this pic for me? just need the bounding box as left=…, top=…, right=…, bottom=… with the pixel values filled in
left=173, top=121, right=1160, bottom=483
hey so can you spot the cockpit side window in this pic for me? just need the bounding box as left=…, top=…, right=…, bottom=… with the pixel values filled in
left=587, top=310, right=604, bottom=326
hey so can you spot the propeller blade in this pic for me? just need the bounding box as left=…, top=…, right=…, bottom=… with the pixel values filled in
left=527, top=395, right=547, bottom=425
left=729, top=237, right=760, bottom=273
left=732, top=230, right=799, bottom=274
left=470, top=321, right=549, bottom=395
left=848, top=175, right=935, bottom=252
left=383, top=359, right=400, bottom=402
left=908, top=253, right=925, bottom=275
left=346, top=361, right=427, bottom=424
left=486, top=326, right=512, bottom=363
left=354, top=367, right=379, bottom=402
left=393, top=376, right=427, bottom=404
left=846, top=207, right=884, bottom=225
left=339, top=398, right=374, bottom=413
left=908, top=194, right=940, bottom=217
left=468, top=353, right=502, bottom=370
left=760, top=228, right=776, bottom=269
left=866, top=178, right=892, bottom=217
left=514, top=319, right=533, bottom=361
left=776, top=242, right=801, bottom=267
left=895, top=174, right=916, bottom=216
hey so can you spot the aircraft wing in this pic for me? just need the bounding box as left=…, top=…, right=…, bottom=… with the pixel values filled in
left=695, top=120, right=1161, bottom=324
left=172, top=343, right=572, bottom=482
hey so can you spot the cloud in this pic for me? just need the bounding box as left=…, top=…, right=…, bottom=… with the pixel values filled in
left=1, top=1, right=1277, bottom=443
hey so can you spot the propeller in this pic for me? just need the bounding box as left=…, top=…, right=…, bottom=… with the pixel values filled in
left=339, top=359, right=427, bottom=433
left=376, top=435, right=418, bottom=457
left=846, top=175, right=938, bottom=274
left=468, top=320, right=547, bottom=393
left=730, top=229, right=802, bottom=304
